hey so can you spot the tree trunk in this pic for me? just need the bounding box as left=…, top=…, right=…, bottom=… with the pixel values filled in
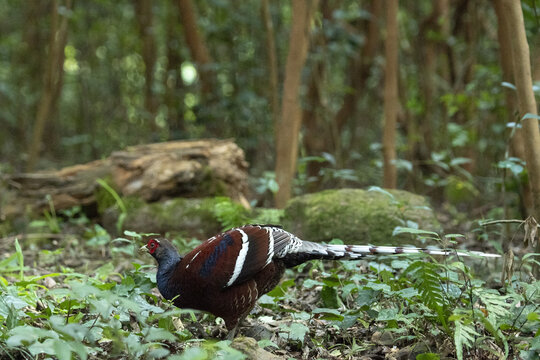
left=274, top=0, right=319, bottom=208
left=14, top=1, right=49, bottom=161
left=493, top=0, right=533, bottom=216
left=164, top=0, right=185, bottom=138
left=26, top=0, right=71, bottom=171
left=4, top=139, right=249, bottom=219
left=134, top=0, right=158, bottom=131
left=382, top=0, right=399, bottom=189
left=303, top=0, right=334, bottom=190
left=419, top=1, right=449, bottom=159
left=176, top=0, right=214, bottom=96
left=334, top=0, right=382, bottom=134
left=502, top=0, right=540, bottom=265
left=261, top=0, right=280, bottom=133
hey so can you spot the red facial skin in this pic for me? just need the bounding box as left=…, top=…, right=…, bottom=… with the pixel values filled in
left=147, top=238, right=160, bottom=254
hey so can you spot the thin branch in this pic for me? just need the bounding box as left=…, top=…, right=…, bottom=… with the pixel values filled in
left=480, top=219, right=539, bottom=227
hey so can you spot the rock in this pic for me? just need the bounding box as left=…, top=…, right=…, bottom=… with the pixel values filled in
left=231, top=336, right=283, bottom=360
left=371, top=330, right=395, bottom=346
left=102, top=197, right=222, bottom=238
left=282, top=188, right=440, bottom=245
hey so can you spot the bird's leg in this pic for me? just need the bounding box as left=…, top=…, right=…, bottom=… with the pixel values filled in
left=226, top=325, right=238, bottom=341
left=226, top=314, right=247, bottom=340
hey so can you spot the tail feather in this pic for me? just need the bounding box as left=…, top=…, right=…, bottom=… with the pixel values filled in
left=280, top=241, right=500, bottom=268
left=260, top=225, right=500, bottom=268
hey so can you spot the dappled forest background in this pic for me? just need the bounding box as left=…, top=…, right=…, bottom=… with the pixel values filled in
left=1, top=0, right=539, bottom=212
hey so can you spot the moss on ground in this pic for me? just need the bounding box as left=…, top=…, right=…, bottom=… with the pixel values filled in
left=102, top=197, right=222, bottom=238
left=282, top=188, right=441, bottom=245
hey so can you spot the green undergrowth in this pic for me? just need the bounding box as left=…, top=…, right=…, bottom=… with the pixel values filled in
left=0, top=206, right=539, bottom=359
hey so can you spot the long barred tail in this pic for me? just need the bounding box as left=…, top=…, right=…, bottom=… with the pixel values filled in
left=280, top=241, right=500, bottom=267
left=264, top=225, right=501, bottom=268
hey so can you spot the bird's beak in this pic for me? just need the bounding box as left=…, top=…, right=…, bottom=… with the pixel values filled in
left=139, top=245, right=149, bottom=254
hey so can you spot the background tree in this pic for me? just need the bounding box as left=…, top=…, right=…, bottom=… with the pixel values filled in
left=134, top=0, right=158, bottom=130
left=493, top=0, right=533, bottom=216
left=382, top=0, right=399, bottom=188
left=501, top=0, right=540, bottom=261
left=176, top=0, right=214, bottom=97
left=261, top=0, right=279, bottom=134
left=26, top=0, right=72, bottom=171
left=275, top=0, right=319, bottom=208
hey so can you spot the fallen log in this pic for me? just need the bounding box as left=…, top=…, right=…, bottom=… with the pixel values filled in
left=1, top=139, right=249, bottom=220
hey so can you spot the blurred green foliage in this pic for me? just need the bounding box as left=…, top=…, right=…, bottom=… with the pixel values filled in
left=0, top=0, right=538, bottom=212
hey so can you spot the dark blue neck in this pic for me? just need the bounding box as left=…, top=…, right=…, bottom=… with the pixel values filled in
left=156, top=250, right=182, bottom=301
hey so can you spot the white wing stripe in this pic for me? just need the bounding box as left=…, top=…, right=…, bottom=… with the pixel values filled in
left=266, top=228, right=274, bottom=265
left=226, top=229, right=250, bottom=287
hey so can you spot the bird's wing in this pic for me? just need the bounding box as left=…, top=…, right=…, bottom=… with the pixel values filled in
left=182, top=225, right=289, bottom=289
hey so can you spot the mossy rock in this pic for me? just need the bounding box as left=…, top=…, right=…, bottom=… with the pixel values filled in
left=282, top=188, right=440, bottom=245
left=102, top=197, right=222, bottom=238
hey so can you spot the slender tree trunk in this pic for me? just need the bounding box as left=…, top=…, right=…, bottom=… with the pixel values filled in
left=303, top=57, right=326, bottom=191
left=26, top=0, right=71, bottom=171
left=303, top=0, right=334, bottom=190
left=274, top=0, right=318, bottom=208
left=164, top=0, right=185, bottom=138
left=134, top=0, right=158, bottom=130
left=334, top=0, right=382, bottom=134
left=261, top=0, right=280, bottom=133
left=176, top=0, right=214, bottom=96
left=407, top=1, right=449, bottom=191
left=16, top=1, right=49, bottom=158
left=418, top=1, right=448, bottom=159
left=502, top=0, right=540, bottom=265
left=382, top=0, right=399, bottom=188
left=493, top=0, right=533, bottom=216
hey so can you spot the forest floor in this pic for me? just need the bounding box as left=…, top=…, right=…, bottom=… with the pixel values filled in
left=0, top=207, right=537, bottom=360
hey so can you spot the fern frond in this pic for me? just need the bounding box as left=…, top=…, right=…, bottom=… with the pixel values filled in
left=454, top=318, right=480, bottom=360
left=403, top=260, right=449, bottom=328
left=475, top=289, right=513, bottom=322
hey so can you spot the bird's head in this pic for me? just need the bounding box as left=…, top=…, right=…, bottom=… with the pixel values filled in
left=139, top=238, right=181, bottom=263
left=140, top=238, right=161, bottom=255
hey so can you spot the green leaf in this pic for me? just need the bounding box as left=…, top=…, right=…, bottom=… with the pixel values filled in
left=393, top=227, right=439, bottom=237
left=124, top=230, right=142, bottom=238
left=28, top=338, right=57, bottom=357
left=367, top=186, right=395, bottom=200
left=356, top=288, right=379, bottom=307
left=14, top=239, right=24, bottom=280
left=449, top=157, right=471, bottom=167
left=522, top=113, right=540, bottom=121
left=175, top=347, right=208, bottom=360
left=501, top=81, right=516, bottom=90
left=454, top=319, right=481, bottom=360
left=444, top=234, right=465, bottom=239
left=312, top=308, right=344, bottom=321
left=321, top=285, right=340, bottom=308
left=7, top=325, right=59, bottom=347
left=302, top=279, right=323, bottom=289
left=53, top=339, right=73, bottom=360
left=145, top=326, right=177, bottom=342
left=364, top=282, right=391, bottom=293
left=96, top=178, right=126, bottom=213
left=279, top=322, right=309, bottom=345
left=416, top=353, right=440, bottom=360
left=527, top=312, right=539, bottom=322
left=258, top=339, right=278, bottom=349
left=376, top=308, right=398, bottom=321
left=396, top=287, right=418, bottom=299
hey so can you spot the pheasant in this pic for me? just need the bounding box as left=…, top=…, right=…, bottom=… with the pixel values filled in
left=140, top=224, right=499, bottom=338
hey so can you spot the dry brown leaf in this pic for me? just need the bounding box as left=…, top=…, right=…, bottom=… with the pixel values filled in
left=523, top=216, right=538, bottom=247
